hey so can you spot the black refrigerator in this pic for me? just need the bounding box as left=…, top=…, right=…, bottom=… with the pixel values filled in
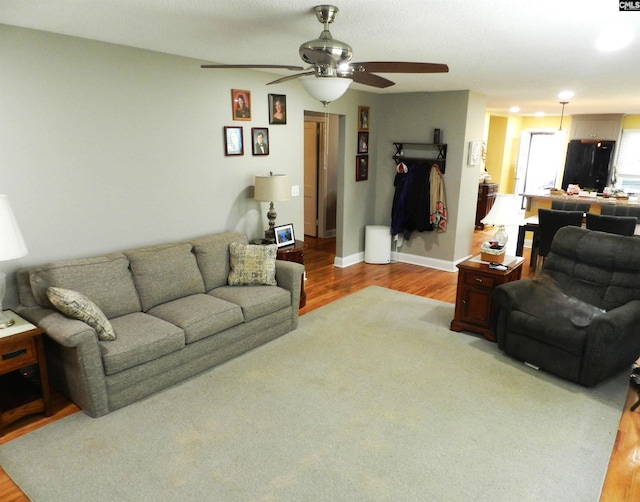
left=561, top=140, right=615, bottom=193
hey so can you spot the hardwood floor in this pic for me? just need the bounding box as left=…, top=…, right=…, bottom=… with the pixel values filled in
left=1, top=229, right=638, bottom=500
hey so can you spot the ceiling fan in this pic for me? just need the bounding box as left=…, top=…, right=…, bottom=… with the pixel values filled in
left=201, top=5, right=448, bottom=101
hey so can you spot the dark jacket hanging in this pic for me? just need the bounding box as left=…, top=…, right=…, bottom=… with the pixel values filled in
left=391, top=162, right=433, bottom=238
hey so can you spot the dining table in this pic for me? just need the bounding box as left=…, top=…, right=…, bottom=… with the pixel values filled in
left=515, top=214, right=640, bottom=268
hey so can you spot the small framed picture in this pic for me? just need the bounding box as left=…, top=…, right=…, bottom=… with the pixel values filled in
left=268, top=94, right=287, bottom=124
left=468, top=141, right=482, bottom=166
left=232, top=89, right=251, bottom=121
left=224, top=126, right=244, bottom=156
left=252, top=127, right=269, bottom=156
left=356, top=155, right=368, bottom=181
left=357, top=131, right=369, bottom=154
left=358, top=106, right=370, bottom=130
left=274, top=223, right=295, bottom=248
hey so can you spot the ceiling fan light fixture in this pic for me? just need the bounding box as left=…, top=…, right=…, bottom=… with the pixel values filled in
left=301, top=76, right=352, bottom=105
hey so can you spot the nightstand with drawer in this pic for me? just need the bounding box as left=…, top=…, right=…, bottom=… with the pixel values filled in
left=450, top=255, right=525, bottom=341
left=0, top=310, right=52, bottom=435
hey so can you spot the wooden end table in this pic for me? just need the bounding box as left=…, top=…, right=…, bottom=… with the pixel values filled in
left=0, top=310, right=52, bottom=435
left=450, top=254, right=525, bottom=341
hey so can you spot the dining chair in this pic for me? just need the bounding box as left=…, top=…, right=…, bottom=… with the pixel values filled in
left=534, top=209, right=584, bottom=273
left=585, top=213, right=638, bottom=236
left=600, top=204, right=640, bottom=218
left=550, top=200, right=591, bottom=213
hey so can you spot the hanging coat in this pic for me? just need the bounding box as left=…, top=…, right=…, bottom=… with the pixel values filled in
left=429, top=163, right=447, bottom=232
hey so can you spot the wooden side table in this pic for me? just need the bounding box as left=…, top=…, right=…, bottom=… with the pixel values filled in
left=276, top=240, right=307, bottom=308
left=450, top=255, right=525, bottom=341
left=0, top=310, right=52, bottom=435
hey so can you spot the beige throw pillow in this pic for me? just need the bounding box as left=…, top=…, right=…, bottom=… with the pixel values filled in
left=46, top=286, right=117, bottom=341
left=228, top=243, right=277, bottom=286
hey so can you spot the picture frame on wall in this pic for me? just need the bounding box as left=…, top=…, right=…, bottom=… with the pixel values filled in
left=232, top=89, right=251, bottom=121
left=356, top=155, right=369, bottom=181
left=268, top=94, right=287, bottom=124
left=358, top=106, right=370, bottom=130
left=252, top=128, right=269, bottom=155
left=224, top=126, right=244, bottom=156
left=357, top=131, right=369, bottom=154
left=274, top=223, right=295, bottom=248
left=468, top=141, right=482, bottom=166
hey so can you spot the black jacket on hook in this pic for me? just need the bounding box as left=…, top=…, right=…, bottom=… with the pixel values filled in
left=391, top=162, right=433, bottom=239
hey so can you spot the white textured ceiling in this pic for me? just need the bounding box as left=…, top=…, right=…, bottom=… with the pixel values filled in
left=2, top=0, right=640, bottom=116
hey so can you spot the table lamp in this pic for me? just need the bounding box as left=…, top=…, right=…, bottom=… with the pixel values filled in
left=254, top=173, right=291, bottom=243
left=481, top=193, right=522, bottom=247
left=0, top=194, right=28, bottom=328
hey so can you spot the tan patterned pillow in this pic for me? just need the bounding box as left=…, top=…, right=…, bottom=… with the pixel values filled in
left=46, top=287, right=117, bottom=341
left=228, top=243, right=277, bottom=286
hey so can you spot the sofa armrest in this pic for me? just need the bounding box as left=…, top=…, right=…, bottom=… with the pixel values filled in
left=580, top=300, right=640, bottom=386
left=275, top=260, right=304, bottom=296
left=15, top=305, right=110, bottom=417
left=492, top=279, right=537, bottom=348
left=16, top=305, right=99, bottom=347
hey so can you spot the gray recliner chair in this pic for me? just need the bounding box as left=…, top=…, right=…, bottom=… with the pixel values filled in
left=493, top=226, right=640, bottom=386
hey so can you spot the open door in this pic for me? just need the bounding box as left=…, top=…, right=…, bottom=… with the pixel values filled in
left=304, top=121, right=319, bottom=237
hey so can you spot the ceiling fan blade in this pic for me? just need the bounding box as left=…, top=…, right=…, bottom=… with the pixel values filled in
left=201, top=64, right=305, bottom=71
left=267, top=71, right=315, bottom=85
left=354, top=62, right=449, bottom=74
left=350, top=72, right=395, bottom=89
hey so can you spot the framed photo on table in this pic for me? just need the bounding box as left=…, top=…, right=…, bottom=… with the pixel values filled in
left=274, top=223, right=295, bottom=248
left=232, top=89, right=251, bottom=121
left=224, top=126, right=244, bottom=156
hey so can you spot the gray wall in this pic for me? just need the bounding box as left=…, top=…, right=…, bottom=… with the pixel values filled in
left=0, top=24, right=484, bottom=306
left=375, top=91, right=486, bottom=268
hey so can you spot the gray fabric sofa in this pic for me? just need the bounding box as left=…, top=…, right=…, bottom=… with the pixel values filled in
left=493, top=226, right=640, bottom=386
left=15, top=231, right=304, bottom=417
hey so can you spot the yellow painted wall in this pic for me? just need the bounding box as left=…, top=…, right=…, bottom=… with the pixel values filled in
left=485, top=115, right=506, bottom=186
left=623, top=115, right=640, bottom=128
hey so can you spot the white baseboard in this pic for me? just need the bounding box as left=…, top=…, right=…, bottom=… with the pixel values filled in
left=334, top=251, right=461, bottom=273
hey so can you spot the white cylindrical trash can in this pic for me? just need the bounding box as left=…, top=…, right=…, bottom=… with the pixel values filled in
left=365, top=225, right=392, bottom=264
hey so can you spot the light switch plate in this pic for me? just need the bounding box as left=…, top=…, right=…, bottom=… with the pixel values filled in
left=291, top=185, right=300, bottom=197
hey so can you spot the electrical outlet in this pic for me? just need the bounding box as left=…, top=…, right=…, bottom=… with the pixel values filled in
left=291, top=185, right=300, bottom=197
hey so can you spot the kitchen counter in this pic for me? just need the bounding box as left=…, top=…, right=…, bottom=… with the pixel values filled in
left=521, top=191, right=639, bottom=217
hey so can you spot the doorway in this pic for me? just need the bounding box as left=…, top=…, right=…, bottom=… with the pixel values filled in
left=515, top=130, right=565, bottom=208
left=303, top=112, right=338, bottom=239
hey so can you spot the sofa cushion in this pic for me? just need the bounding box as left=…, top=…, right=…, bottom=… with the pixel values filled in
left=101, top=313, right=185, bottom=375
left=126, top=243, right=205, bottom=311
left=228, top=243, right=277, bottom=286
left=46, top=287, right=117, bottom=341
left=210, top=285, right=290, bottom=322
left=147, top=293, right=244, bottom=344
left=191, top=232, right=248, bottom=291
left=29, top=253, right=141, bottom=318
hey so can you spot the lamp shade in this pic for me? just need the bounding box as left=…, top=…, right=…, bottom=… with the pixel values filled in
left=481, top=194, right=522, bottom=227
left=0, top=194, right=27, bottom=261
left=254, top=174, right=291, bottom=203
left=301, top=76, right=352, bottom=104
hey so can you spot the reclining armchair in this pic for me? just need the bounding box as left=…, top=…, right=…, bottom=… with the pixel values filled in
left=493, top=226, right=640, bottom=386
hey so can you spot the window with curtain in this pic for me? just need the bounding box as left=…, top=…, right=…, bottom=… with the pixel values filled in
left=615, top=129, right=640, bottom=193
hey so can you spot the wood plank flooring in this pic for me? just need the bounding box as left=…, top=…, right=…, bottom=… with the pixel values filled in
left=1, top=228, right=638, bottom=500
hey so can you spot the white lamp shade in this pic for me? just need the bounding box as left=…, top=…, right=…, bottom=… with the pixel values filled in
left=0, top=195, right=27, bottom=261
left=481, top=194, right=523, bottom=227
left=254, top=174, right=291, bottom=202
left=301, top=77, right=352, bottom=104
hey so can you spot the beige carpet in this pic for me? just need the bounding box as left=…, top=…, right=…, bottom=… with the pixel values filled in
left=0, top=286, right=628, bottom=501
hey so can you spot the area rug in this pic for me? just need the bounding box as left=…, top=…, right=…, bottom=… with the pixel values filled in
left=0, top=286, right=628, bottom=501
